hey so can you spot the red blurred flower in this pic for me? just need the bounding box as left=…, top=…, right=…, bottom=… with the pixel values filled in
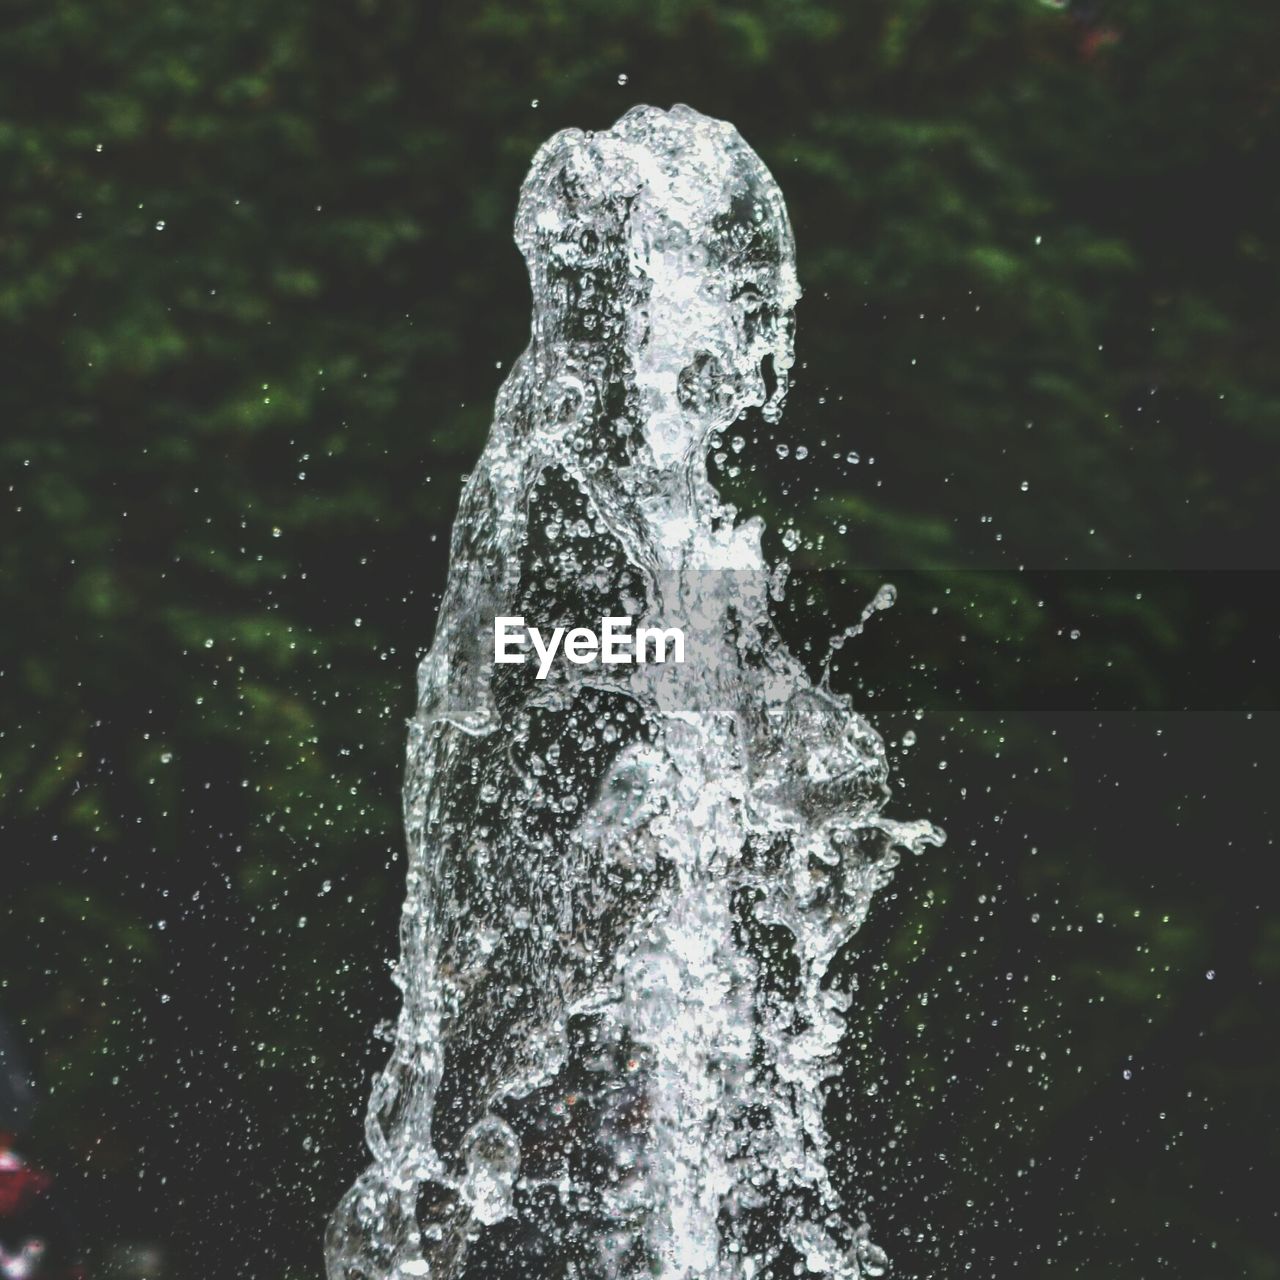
left=0, top=1137, right=52, bottom=1220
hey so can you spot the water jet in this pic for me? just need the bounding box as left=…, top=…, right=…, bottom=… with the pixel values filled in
left=328, top=104, right=942, bottom=1280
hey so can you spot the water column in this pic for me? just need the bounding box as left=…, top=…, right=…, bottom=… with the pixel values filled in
left=327, top=104, right=941, bottom=1280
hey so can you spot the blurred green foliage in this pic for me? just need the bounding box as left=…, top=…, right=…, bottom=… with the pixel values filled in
left=1, top=1, right=1277, bottom=1276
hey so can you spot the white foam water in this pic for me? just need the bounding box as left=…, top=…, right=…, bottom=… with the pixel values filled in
left=327, top=104, right=942, bottom=1280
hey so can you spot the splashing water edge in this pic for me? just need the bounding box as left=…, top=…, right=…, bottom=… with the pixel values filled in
left=327, top=105, right=943, bottom=1280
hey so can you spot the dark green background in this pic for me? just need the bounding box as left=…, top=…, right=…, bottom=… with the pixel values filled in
left=2, top=1, right=1277, bottom=1276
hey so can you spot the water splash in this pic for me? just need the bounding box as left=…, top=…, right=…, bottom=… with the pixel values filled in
left=327, top=104, right=942, bottom=1280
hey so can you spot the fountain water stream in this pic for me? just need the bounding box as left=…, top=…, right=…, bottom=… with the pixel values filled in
left=327, top=104, right=942, bottom=1280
